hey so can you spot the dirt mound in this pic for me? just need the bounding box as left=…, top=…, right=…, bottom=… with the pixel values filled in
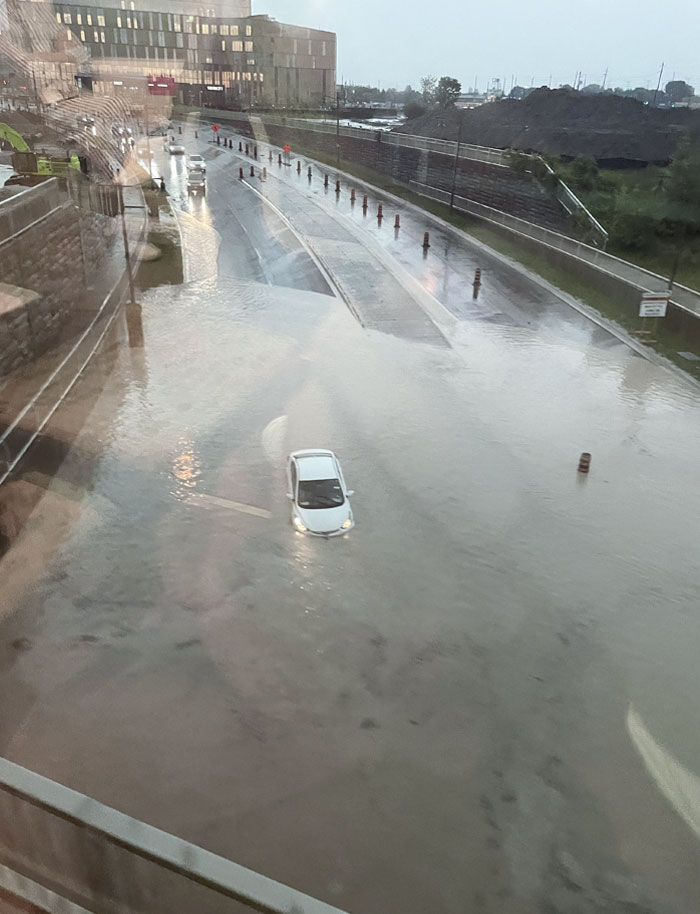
left=394, top=88, right=700, bottom=165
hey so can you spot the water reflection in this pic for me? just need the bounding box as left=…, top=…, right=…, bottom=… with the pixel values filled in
left=170, top=437, right=201, bottom=498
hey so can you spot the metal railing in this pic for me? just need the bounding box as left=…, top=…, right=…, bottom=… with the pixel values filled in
left=200, top=109, right=603, bottom=241
left=0, top=179, right=67, bottom=244
left=409, top=180, right=700, bottom=317
left=0, top=757, right=351, bottom=914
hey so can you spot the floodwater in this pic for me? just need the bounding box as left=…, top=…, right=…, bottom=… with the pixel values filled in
left=1, top=125, right=700, bottom=914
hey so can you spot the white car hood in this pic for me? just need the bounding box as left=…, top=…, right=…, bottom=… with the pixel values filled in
left=297, top=503, right=351, bottom=534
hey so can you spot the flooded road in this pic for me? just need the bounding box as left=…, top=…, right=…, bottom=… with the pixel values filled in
left=1, top=125, right=700, bottom=914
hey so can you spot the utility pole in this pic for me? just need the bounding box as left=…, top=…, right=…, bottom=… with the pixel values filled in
left=652, top=61, right=664, bottom=107
left=601, top=67, right=608, bottom=91
left=449, top=112, right=464, bottom=211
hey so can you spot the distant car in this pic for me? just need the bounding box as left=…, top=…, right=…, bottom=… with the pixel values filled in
left=286, top=449, right=354, bottom=537
left=187, top=170, right=206, bottom=195
left=167, top=143, right=185, bottom=155
left=187, top=154, right=206, bottom=172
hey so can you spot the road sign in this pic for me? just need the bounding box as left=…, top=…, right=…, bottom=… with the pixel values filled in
left=639, top=291, right=670, bottom=318
left=211, top=124, right=219, bottom=132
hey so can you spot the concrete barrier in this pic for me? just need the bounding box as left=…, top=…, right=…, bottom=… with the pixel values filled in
left=0, top=757, right=349, bottom=914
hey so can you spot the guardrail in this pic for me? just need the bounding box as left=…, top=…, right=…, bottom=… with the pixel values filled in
left=0, top=757, right=350, bottom=914
left=409, top=179, right=700, bottom=317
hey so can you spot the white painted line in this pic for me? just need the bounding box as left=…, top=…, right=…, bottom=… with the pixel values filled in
left=261, top=415, right=287, bottom=464
left=185, top=492, right=271, bottom=518
left=627, top=704, right=700, bottom=842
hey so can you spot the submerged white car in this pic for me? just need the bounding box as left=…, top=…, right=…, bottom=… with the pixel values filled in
left=286, top=449, right=354, bottom=537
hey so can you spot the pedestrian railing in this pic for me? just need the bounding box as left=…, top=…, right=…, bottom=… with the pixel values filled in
left=0, top=757, right=351, bottom=914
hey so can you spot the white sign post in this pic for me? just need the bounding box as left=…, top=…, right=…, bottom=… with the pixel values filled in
left=639, top=291, right=670, bottom=318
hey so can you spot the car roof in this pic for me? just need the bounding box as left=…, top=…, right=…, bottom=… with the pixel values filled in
left=189, top=154, right=204, bottom=159
left=294, top=452, right=338, bottom=481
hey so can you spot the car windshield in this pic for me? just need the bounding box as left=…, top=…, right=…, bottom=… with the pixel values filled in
left=298, top=478, right=344, bottom=509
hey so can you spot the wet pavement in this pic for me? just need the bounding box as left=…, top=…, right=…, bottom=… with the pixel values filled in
left=1, top=122, right=700, bottom=914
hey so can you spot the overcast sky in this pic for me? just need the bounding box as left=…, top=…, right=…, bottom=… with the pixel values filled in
left=258, top=0, right=700, bottom=93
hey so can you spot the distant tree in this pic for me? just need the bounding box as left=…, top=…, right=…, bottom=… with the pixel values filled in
left=420, top=75, right=437, bottom=105
left=402, top=84, right=421, bottom=105
left=581, top=83, right=603, bottom=94
left=665, top=80, right=695, bottom=103
left=434, top=76, right=462, bottom=108
left=404, top=100, right=427, bottom=120
left=509, top=86, right=528, bottom=99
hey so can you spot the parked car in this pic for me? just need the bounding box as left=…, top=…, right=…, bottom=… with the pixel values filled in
left=286, top=449, right=354, bottom=536
left=187, top=154, right=206, bottom=172
left=167, top=143, right=185, bottom=155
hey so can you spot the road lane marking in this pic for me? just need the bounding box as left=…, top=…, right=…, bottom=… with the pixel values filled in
left=261, top=414, right=287, bottom=463
left=185, top=492, right=271, bottom=518
left=627, top=704, right=700, bottom=842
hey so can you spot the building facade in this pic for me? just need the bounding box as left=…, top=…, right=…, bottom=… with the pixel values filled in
left=46, top=0, right=335, bottom=108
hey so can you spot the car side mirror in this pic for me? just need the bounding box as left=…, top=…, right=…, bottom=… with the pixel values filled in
left=346, top=489, right=355, bottom=497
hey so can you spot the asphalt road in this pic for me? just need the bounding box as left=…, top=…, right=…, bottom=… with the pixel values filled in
left=1, top=124, right=700, bottom=914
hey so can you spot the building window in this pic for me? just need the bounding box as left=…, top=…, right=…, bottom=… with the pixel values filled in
left=100, top=30, right=106, bottom=42
left=247, top=58, right=254, bottom=65
left=220, top=24, right=228, bottom=34
left=93, top=29, right=99, bottom=41
left=211, top=24, right=217, bottom=33
left=244, top=40, right=252, bottom=51
left=130, top=0, right=135, bottom=8
left=86, top=13, right=92, bottom=24
left=133, top=17, right=138, bottom=28
left=322, top=41, right=326, bottom=56
left=174, top=16, right=181, bottom=31
left=201, top=23, right=209, bottom=33
left=120, top=28, right=126, bottom=41
left=176, top=33, right=183, bottom=47
left=245, top=24, right=251, bottom=35
left=116, top=15, right=121, bottom=26
left=158, top=31, right=165, bottom=45
left=55, top=11, right=61, bottom=22
left=63, top=12, right=72, bottom=24
left=205, top=57, right=212, bottom=64
left=231, top=24, right=238, bottom=35
left=97, top=14, right=105, bottom=26
left=220, top=39, right=225, bottom=50
left=76, top=13, right=82, bottom=24
left=308, top=40, right=312, bottom=54
left=231, top=40, right=242, bottom=51
left=259, top=72, right=263, bottom=82
left=126, top=17, right=131, bottom=27
left=66, top=28, right=72, bottom=39
left=80, top=28, right=85, bottom=40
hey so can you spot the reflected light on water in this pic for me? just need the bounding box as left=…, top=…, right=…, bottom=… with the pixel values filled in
left=170, top=437, right=201, bottom=497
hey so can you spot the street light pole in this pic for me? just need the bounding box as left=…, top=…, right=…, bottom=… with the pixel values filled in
left=116, top=183, right=137, bottom=306
left=449, top=111, right=464, bottom=211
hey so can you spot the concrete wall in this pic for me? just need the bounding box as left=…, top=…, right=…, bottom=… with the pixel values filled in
left=202, top=111, right=570, bottom=232
left=0, top=185, right=89, bottom=377
left=0, top=180, right=119, bottom=379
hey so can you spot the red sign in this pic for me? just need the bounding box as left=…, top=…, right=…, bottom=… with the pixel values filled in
left=147, top=74, right=176, bottom=96
left=283, top=144, right=291, bottom=153
left=211, top=124, right=219, bottom=132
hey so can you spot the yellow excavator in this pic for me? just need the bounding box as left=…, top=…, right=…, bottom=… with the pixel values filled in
left=0, top=122, right=84, bottom=185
